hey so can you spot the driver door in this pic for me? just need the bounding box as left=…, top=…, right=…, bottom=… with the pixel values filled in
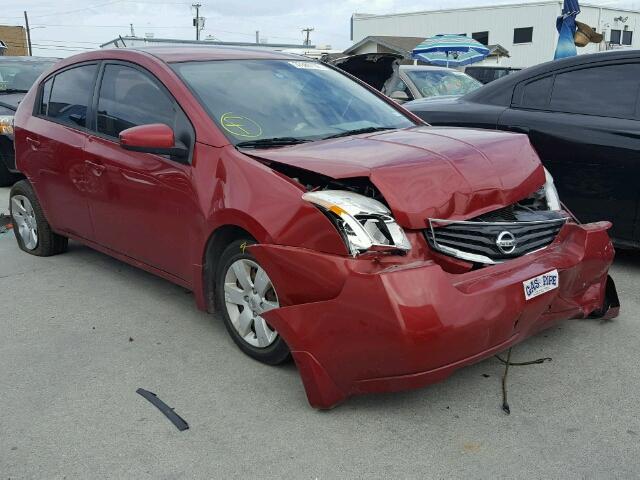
left=83, top=62, right=197, bottom=280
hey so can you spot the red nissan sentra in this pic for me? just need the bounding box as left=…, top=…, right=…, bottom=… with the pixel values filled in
left=11, top=47, right=619, bottom=408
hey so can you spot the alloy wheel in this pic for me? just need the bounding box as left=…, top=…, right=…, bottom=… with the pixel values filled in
left=11, top=195, right=38, bottom=250
left=223, top=259, right=280, bottom=348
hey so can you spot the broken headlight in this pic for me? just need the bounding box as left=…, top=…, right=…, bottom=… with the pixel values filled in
left=0, top=107, right=14, bottom=138
left=302, top=190, right=411, bottom=256
left=543, top=168, right=561, bottom=211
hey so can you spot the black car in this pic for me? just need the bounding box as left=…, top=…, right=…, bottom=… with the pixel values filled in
left=406, top=50, right=640, bottom=248
left=0, top=56, right=59, bottom=186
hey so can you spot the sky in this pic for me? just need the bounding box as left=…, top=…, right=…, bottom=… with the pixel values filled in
left=3, top=0, right=640, bottom=57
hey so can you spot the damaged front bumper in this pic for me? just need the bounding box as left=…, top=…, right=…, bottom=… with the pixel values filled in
left=251, top=221, right=619, bottom=409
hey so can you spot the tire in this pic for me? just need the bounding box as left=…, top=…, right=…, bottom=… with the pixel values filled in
left=215, top=238, right=290, bottom=365
left=0, top=153, right=20, bottom=187
left=9, top=180, right=68, bottom=257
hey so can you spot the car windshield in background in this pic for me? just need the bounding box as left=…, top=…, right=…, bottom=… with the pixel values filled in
left=406, top=70, right=482, bottom=98
left=172, top=59, right=414, bottom=146
left=0, top=61, right=55, bottom=93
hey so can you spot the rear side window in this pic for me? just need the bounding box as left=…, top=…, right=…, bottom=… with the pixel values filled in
left=549, top=63, right=640, bottom=118
left=39, top=78, right=53, bottom=115
left=96, top=64, right=177, bottom=138
left=46, top=64, right=97, bottom=128
left=521, top=76, right=553, bottom=109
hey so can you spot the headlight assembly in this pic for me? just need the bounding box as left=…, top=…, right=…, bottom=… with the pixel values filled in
left=543, top=168, right=561, bottom=211
left=302, top=190, right=411, bottom=256
left=0, top=115, right=14, bottom=137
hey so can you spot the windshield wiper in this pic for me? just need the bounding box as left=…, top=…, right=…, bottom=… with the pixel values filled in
left=236, top=137, right=311, bottom=149
left=0, top=89, right=29, bottom=94
left=323, top=126, right=396, bottom=140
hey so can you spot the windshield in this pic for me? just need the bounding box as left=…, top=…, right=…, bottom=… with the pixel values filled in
left=172, top=59, right=414, bottom=145
left=0, top=60, right=55, bottom=93
left=405, top=69, right=482, bottom=98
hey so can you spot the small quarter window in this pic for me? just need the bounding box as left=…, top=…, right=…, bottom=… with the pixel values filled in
left=521, top=76, right=554, bottom=109
left=39, top=78, right=53, bottom=116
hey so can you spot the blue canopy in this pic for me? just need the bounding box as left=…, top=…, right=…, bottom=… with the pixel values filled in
left=412, top=34, right=490, bottom=67
left=554, top=0, right=581, bottom=59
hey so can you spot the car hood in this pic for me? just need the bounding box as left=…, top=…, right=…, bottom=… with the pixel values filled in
left=0, top=92, right=25, bottom=111
left=249, top=126, right=545, bottom=229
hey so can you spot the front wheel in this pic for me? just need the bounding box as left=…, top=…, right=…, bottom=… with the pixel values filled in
left=215, top=239, right=290, bottom=365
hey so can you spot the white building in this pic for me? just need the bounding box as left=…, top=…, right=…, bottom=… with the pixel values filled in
left=351, top=1, right=640, bottom=68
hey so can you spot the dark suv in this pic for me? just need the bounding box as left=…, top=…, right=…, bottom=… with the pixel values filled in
left=0, top=56, right=59, bottom=186
left=406, top=50, right=640, bottom=248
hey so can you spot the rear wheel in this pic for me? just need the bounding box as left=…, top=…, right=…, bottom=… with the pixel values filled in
left=215, top=239, right=290, bottom=365
left=10, top=180, right=68, bottom=256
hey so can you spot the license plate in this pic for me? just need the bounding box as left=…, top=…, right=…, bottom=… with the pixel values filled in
left=523, top=270, right=559, bottom=301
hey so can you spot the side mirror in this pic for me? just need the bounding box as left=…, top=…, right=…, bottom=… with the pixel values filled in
left=389, top=90, right=410, bottom=103
left=119, top=123, right=188, bottom=159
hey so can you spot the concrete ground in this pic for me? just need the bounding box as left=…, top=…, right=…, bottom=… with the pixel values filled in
left=1, top=185, right=639, bottom=479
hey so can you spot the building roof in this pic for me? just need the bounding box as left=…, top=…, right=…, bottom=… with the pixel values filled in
left=100, top=36, right=311, bottom=50
left=344, top=35, right=426, bottom=57
left=345, top=35, right=509, bottom=59
left=352, top=1, right=640, bottom=19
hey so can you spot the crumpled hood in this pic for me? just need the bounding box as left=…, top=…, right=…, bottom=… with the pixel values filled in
left=250, top=126, right=545, bottom=229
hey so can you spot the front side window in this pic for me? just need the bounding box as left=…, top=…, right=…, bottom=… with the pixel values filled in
left=549, top=63, right=640, bottom=118
left=172, top=59, right=414, bottom=145
left=514, top=27, right=534, bottom=44
left=97, top=64, right=177, bottom=138
left=46, top=64, right=97, bottom=128
left=405, top=69, right=482, bottom=98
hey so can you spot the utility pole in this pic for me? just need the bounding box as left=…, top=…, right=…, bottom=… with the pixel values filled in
left=130, top=23, right=135, bottom=37
left=255, top=30, right=260, bottom=44
left=301, top=27, right=314, bottom=47
left=192, top=3, right=204, bottom=41
left=24, top=11, right=32, bottom=56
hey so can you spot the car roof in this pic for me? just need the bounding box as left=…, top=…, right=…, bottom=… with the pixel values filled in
left=125, top=45, right=307, bottom=63
left=466, top=49, right=640, bottom=103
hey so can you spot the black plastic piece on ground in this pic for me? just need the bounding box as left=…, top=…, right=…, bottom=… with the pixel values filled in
left=136, top=388, right=189, bottom=431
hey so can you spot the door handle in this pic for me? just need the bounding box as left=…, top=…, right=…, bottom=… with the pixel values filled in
left=85, top=160, right=106, bottom=177
left=26, top=136, right=40, bottom=149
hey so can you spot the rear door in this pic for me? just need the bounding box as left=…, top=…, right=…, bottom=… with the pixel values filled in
left=499, top=61, right=640, bottom=243
left=83, top=61, right=197, bottom=280
left=27, top=63, right=98, bottom=239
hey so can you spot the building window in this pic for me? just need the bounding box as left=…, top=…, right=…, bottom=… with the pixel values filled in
left=472, top=31, right=489, bottom=45
left=514, top=27, right=533, bottom=44
left=610, top=29, right=622, bottom=44
left=622, top=30, right=633, bottom=45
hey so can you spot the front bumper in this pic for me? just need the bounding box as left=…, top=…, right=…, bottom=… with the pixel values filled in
left=251, top=221, right=618, bottom=409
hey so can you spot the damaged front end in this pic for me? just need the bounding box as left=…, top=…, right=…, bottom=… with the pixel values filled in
left=243, top=130, right=620, bottom=409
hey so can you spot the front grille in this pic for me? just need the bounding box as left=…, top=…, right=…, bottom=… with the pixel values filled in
left=425, top=207, right=568, bottom=265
